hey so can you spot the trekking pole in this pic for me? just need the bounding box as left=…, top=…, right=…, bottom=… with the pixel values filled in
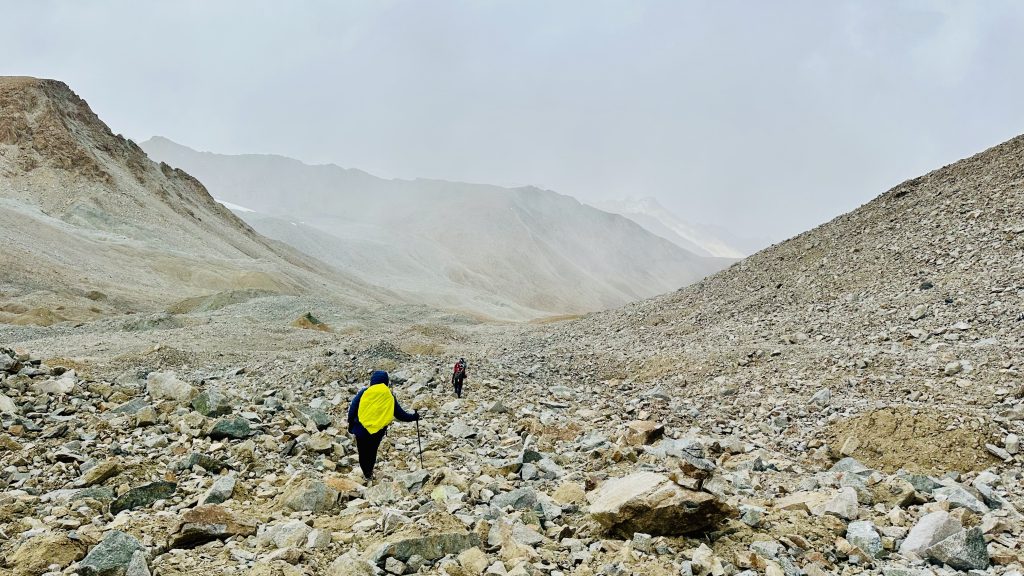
left=415, top=416, right=424, bottom=469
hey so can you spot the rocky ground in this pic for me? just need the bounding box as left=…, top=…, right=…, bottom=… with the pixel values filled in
left=0, top=279, right=1021, bottom=576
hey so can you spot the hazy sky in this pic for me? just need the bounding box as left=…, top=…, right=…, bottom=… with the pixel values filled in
left=5, top=1, right=1024, bottom=249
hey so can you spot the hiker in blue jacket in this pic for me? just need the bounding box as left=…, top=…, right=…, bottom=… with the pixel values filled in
left=347, top=370, right=419, bottom=480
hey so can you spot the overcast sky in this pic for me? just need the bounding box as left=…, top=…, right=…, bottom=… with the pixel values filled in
left=5, top=1, right=1024, bottom=249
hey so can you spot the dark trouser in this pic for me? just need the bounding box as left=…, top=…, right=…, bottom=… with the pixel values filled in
left=356, top=430, right=385, bottom=479
left=453, top=375, right=465, bottom=398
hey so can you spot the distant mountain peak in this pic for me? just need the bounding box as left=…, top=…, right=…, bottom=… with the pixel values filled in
left=593, top=197, right=746, bottom=259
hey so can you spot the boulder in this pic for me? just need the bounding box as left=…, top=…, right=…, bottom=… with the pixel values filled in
left=932, top=485, right=988, bottom=514
left=846, top=521, right=882, bottom=558
left=32, top=374, right=76, bottom=395
left=145, top=371, right=195, bottom=402
left=775, top=491, right=829, bottom=513
left=77, top=459, right=121, bottom=487
left=207, top=415, right=253, bottom=439
left=815, top=487, right=858, bottom=520
left=364, top=481, right=408, bottom=506
left=79, top=530, right=143, bottom=576
left=586, top=471, right=732, bottom=537
left=448, top=419, right=477, bottom=438
left=328, top=553, right=376, bottom=576
left=8, top=533, right=86, bottom=575
left=369, top=530, right=480, bottom=564
left=177, top=452, right=232, bottom=473
left=125, top=551, right=150, bottom=576
left=926, top=527, right=989, bottom=571
left=0, top=393, right=18, bottom=415
left=200, top=475, right=236, bottom=505
left=623, top=420, right=665, bottom=446
left=899, top=510, right=962, bottom=558
left=325, top=474, right=364, bottom=498
left=258, top=519, right=313, bottom=549
left=170, top=504, right=257, bottom=548
left=110, top=481, right=176, bottom=515
left=458, top=547, right=489, bottom=575
left=552, top=482, right=586, bottom=505
left=0, top=351, right=15, bottom=372
left=491, top=487, right=538, bottom=511
left=292, top=405, right=332, bottom=430
left=278, top=475, right=339, bottom=512
left=191, top=388, right=233, bottom=417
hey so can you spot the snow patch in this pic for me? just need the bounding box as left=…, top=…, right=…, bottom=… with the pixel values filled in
left=215, top=199, right=256, bottom=213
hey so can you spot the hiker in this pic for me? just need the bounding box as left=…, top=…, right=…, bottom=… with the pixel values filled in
left=451, top=357, right=467, bottom=398
left=347, top=370, right=419, bottom=481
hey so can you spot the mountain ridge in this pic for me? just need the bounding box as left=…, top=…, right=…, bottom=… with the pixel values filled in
left=142, top=136, right=734, bottom=320
left=0, top=77, right=393, bottom=324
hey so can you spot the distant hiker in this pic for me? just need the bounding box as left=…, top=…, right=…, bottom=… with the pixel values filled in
left=347, top=370, right=419, bottom=481
left=452, top=357, right=467, bottom=398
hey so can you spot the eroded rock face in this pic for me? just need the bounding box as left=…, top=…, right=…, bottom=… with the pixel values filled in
left=586, top=471, right=732, bottom=537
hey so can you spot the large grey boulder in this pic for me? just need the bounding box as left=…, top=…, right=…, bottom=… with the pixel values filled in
left=926, top=527, right=989, bottom=571
left=586, top=471, right=732, bottom=537
left=899, top=510, right=962, bottom=558
left=491, top=487, right=538, bottom=511
left=0, top=351, right=15, bottom=372
left=200, top=475, right=237, bottom=505
left=932, top=484, right=989, bottom=514
left=846, top=521, right=882, bottom=558
left=191, top=388, right=233, bottom=417
left=79, top=530, right=144, bottom=576
left=110, top=481, right=176, bottom=515
left=207, top=415, right=253, bottom=439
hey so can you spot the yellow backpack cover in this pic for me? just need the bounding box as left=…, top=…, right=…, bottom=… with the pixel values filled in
left=358, top=384, right=395, bottom=434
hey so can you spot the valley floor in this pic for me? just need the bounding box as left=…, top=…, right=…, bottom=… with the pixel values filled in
left=0, top=295, right=1021, bottom=575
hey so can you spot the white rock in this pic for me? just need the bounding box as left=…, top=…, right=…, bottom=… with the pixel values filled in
left=810, top=388, right=831, bottom=407
left=258, top=519, right=313, bottom=549
left=1006, top=433, right=1020, bottom=455
left=0, top=393, right=18, bottom=415
left=816, top=487, right=859, bottom=520
left=146, top=371, right=196, bottom=401
left=899, top=510, right=962, bottom=558
left=307, top=528, right=332, bottom=549
left=32, top=374, right=76, bottom=395
left=846, top=521, right=882, bottom=558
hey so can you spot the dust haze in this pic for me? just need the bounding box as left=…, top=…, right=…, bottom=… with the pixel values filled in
left=6, top=1, right=1024, bottom=248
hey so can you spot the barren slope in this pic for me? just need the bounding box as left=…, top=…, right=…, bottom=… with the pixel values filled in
left=0, top=77, right=388, bottom=324
left=141, top=137, right=732, bottom=319
left=503, top=134, right=1024, bottom=471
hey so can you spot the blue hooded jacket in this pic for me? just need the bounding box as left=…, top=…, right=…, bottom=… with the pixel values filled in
left=347, top=370, right=418, bottom=438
